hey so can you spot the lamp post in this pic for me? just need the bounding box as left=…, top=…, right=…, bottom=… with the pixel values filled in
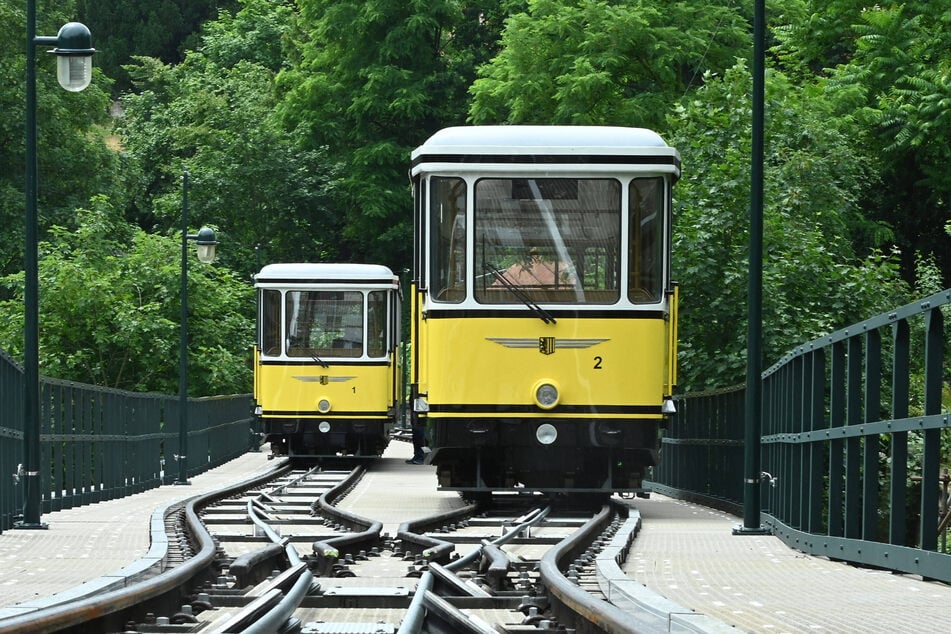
left=176, top=171, right=218, bottom=485
left=17, top=4, right=95, bottom=530
left=734, top=0, right=769, bottom=536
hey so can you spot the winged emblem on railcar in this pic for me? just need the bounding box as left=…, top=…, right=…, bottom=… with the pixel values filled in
left=293, top=376, right=356, bottom=385
left=486, top=337, right=608, bottom=355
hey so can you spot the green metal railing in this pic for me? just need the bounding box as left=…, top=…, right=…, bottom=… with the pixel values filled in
left=0, top=348, right=255, bottom=533
left=652, top=288, right=951, bottom=582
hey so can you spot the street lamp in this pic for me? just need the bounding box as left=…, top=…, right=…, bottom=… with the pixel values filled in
left=17, top=5, right=96, bottom=530
left=176, top=171, right=218, bottom=485
left=734, top=0, right=769, bottom=536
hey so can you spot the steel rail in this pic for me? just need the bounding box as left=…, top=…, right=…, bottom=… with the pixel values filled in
left=445, top=504, right=550, bottom=571
left=0, top=461, right=291, bottom=634
left=209, top=561, right=317, bottom=633
left=208, top=486, right=322, bottom=631
left=397, top=503, right=551, bottom=633
left=538, top=502, right=644, bottom=634
left=310, top=465, right=386, bottom=574
left=248, top=498, right=303, bottom=565
left=226, top=467, right=325, bottom=588
left=396, top=500, right=480, bottom=563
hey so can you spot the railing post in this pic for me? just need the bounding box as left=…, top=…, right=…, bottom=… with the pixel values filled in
left=828, top=340, right=846, bottom=537
left=920, top=307, right=943, bottom=550
left=806, top=348, right=824, bottom=534
left=863, top=330, right=881, bottom=542
left=889, top=319, right=909, bottom=546
left=844, top=335, right=862, bottom=539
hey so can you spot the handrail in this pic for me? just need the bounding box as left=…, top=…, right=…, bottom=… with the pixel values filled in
left=653, top=287, right=951, bottom=581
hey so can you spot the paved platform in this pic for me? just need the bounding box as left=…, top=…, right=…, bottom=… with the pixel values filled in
left=625, top=494, right=951, bottom=632
left=335, top=442, right=467, bottom=536
left=0, top=450, right=277, bottom=620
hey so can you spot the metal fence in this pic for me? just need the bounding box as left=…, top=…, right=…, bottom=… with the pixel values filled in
left=652, top=288, right=951, bottom=582
left=0, top=348, right=255, bottom=533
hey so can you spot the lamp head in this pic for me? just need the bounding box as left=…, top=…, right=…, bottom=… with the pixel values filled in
left=50, top=22, right=96, bottom=92
left=195, top=227, right=218, bottom=263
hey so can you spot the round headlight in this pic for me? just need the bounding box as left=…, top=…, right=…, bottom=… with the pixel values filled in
left=317, top=398, right=331, bottom=413
left=533, top=381, right=560, bottom=409
left=318, top=421, right=331, bottom=433
left=536, top=423, right=558, bottom=445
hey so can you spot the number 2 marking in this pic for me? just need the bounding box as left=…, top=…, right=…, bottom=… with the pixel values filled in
left=594, top=356, right=603, bottom=369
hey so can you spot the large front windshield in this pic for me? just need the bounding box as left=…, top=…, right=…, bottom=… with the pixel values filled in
left=259, top=289, right=390, bottom=359
left=474, top=178, right=621, bottom=304
left=285, top=290, right=364, bottom=358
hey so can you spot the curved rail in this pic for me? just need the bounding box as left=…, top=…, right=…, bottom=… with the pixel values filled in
left=210, top=562, right=317, bottom=633
left=397, top=504, right=551, bottom=634
left=310, top=465, right=386, bottom=575
left=446, top=504, right=550, bottom=571
left=0, top=461, right=291, bottom=634
left=538, top=502, right=644, bottom=634
left=396, top=501, right=481, bottom=564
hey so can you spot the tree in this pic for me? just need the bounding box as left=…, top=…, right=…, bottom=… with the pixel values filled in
left=667, top=62, right=909, bottom=390
left=776, top=1, right=951, bottom=283
left=0, top=0, right=118, bottom=280
left=828, top=2, right=951, bottom=281
left=76, top=0, right=237, bottom=94
left=468, top=0, right=751, bottom=129
left=0, top=197, right=253, bottom=395
left=771, top=0, right=868, bottom=74
left=276, top=0, right=511, bottom=269
left=117, top=0, right=335, bottom=280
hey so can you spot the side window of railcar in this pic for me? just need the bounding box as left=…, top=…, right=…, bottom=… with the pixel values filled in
left=474, top=178, right=621, bottom=304
left=430, top=177, right=466, bottom=303
left=366, top=290, right=387, bottom=358
left=261, top=289, right=282, bottom=356
left=629, top=177, right=664, bottom=303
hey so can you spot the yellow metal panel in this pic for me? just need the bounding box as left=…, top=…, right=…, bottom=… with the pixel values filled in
left=421, top=316, right=667, bottom=417
left=667, top=285, right=679, bottom=394
left=257, top=363, right=393, bottom=418
left=412, top=287, right=429, bottom=395
left=253, top=345, right=261, bottom=402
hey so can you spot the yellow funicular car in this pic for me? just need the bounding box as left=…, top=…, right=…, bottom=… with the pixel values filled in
left=409, top=126, right=679, bottom=496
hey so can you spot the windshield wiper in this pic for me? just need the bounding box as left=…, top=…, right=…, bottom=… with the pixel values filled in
left=312, top=353, right=329, bottom=368
left=485, top=265, right=557, bottom=325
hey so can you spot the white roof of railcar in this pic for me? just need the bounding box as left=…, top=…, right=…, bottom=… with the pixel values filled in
left=411, top=125, right=680, bottom=177
left=254, top=263, right=398, bottom=287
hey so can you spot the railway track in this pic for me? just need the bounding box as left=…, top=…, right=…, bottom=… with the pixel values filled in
left=0, top=447, right=690, bottom=633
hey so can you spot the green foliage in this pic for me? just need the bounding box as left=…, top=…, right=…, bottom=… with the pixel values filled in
left=772, top=0, right=869, bottom=74
left=0, top=196, right=253, bottom=395
left=469, top=0, right=750, bottom=128
left=668, top=62, right=910, bottom=390
left=1, top=0, right=948, bottom=407
left=914, top=251, right=945, bottom=299
left=814, top=2, right=951, bottom=281
left=277, top=0, right=510, bottom=269
left=117, top=1, right=334, bottom=280
left=200, top=0, right=294, bottom=71
left=0, top=0, right=120, bottom=279
left=76, top=0, right=237, bottom=94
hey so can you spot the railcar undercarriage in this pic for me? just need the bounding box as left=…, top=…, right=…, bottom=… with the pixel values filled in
left=426, top=417, right=659, bottom=494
